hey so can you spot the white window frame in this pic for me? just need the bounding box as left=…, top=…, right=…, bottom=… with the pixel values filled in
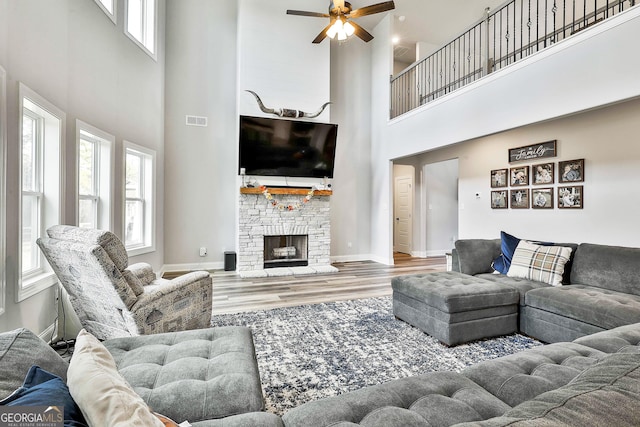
left=123, top=141, right=155, bottom=256
left=18, top=83, right=65, bottom=302
left=0, top=66, right=7, bottom=315
left=93, top=0, right=117, bottom=24
left=76, top=120, right=114, bottom=231
left=124, top=0, right=157, bottom=60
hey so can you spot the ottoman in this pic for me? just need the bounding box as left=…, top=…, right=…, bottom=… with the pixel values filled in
left=392, top=271, right=519, bottom=345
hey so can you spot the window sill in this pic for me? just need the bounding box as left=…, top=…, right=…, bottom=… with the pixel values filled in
left=127, top=244, right=155, bottom=258
left=17, top=271, right=57, bottom=302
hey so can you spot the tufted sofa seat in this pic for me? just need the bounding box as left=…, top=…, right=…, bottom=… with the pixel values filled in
left=103, top=327, right=265, bottom=423
left=462, top=342, right=606, bottom=407
left=281, top=372, right=510, bottom=427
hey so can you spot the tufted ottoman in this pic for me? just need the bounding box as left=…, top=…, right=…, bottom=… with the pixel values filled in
left=103, top=326, right=265, bottom=423
left=392, top=271, right=520, bottom=345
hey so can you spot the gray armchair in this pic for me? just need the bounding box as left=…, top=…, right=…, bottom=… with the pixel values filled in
left=37, top=225, right=212, bottom=340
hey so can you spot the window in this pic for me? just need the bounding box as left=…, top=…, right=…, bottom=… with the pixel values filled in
left=124, top=142, right=155, bottom=255
left=77, top=121, right=114, bottom=230
left=94, top=0, right=116, bottom=24
left=19, top=83, right=65, bottom=301
left=125, top=0, right=157, bottom=59
left=0, top=66, right=6, bottom=315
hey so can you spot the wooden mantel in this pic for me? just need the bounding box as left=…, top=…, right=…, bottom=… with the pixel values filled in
left=240, top=187, right=332, bottom=196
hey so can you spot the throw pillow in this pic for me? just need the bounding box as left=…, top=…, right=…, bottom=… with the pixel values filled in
left=492, top=231, right=521, bottom=274
left=0, top=365, right=88, bottom=427
left=67, top=329, right=167, bottom=427
left=507, top=240, right=573, bottom=286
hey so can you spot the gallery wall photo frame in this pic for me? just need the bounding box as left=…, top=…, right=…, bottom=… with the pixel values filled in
left=532, top=188, right=554, bottom=209
left=491, top=190, right=508, bottom=209
left=558, top=186, right=583, bottom=209
left=510, top=189, right=530, bottom=209
left=559, top=159, right=584, bottom=183
left=491, top=169, right=508, bottom=188
left=508, top=140, right=557, bottom=163
left=532, top=162, right=554, bottom=185
left=510, top=166, right=529, bottom=186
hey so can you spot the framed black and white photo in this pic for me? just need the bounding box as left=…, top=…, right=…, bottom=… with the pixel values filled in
left=491, top=169, right=508, bottom=188
left=510, top=189, right=530, bottom=209
left=532, top=188, right=554, bottom=209
left=532, top=162, right=554, bottom=185
left=510, top=166, right=529, bottom=186
left=559, top=159, right=584, bottom=183
left=558, top=186, right=583, bottom=209
left=491, top=190, right=508, bottom=209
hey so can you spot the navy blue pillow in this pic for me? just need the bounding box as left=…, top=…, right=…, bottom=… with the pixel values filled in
left=0, top=366, right=88, bottom=427
left=492, top=231, right=521, bottom=274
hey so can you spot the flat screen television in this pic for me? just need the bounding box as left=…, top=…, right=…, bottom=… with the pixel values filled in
left=239, top=115, right=338, bottom=178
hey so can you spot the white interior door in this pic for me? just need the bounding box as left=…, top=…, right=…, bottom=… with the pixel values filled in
left=394, top=176, right=413, bottom=255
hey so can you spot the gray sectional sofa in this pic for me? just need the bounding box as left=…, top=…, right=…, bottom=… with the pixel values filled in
left=453, top=239, right=640, bottom=343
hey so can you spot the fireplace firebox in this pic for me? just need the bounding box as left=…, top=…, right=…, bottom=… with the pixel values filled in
left=264, top=235, right=308, bottom=268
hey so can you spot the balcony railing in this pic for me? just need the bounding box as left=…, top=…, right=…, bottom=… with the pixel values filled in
left=390, top=0, right=637, bottom=119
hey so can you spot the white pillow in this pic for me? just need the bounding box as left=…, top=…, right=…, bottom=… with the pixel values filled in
left=507, top=240, right=572, bottom=286
left=67, top=329, right=165, bottom=427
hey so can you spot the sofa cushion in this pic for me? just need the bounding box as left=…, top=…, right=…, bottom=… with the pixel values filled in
left=573, top=323, right=640, bottom=354
left=507, top=240, right=573, bottom=287
left=67, top=329, right=164, bottom=427
left=491, top=231, right=521, bottom=274
left=391, top=271, right=519, bottom=313
left=190, top=413, right=284, bottom=427
left=281, top=371, right=511, bottom=427
left=525, top=285, right=640, bottom=331
left=570, top=243, right=640, bottom=296
left=457, top=352, right=640, bottom=426
left=475, top=274, right=550, bottom=305
left=455, top=239, right=501, bottom=275
left=463, top=342, right=605, bottom=407
left=1, top=365, right=88, bottom=426
left=103, top=327, right=264, bottom=423
left=0, top=328, right=69, bottom=400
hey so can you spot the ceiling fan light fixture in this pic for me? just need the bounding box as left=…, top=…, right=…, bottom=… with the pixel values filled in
left=343, top=21, right=355, bottom=37
left=327, top=19, right=342, bottom=39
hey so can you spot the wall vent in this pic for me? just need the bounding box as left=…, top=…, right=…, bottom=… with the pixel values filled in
left=185, top=115, right=208, bottom=127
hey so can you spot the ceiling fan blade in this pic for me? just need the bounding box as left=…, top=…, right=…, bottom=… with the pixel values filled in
left=287, top=9, right=330, bottom=18
left=349, top=1, right=395, bottom=18
left=349, top=20, right=374, bottom=42
left=313, top=21, right=335, bottom=44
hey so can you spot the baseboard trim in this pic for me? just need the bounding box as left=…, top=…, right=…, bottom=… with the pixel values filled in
left=160, top=261, right=224, bottom=276
left=425, top=250, right=449, bottom=257
left=38, top=323, right=57, bottom=345
left=330, top=254, right=375, bottom=263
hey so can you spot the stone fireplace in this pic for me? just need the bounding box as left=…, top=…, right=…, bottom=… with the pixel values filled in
left=238, top=187, right=337, bottom=278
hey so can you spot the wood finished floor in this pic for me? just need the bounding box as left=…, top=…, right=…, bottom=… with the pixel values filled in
left=203, top=254, right=446, bottom=315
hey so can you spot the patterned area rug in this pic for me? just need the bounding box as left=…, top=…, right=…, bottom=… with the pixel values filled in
left=211, top=297, right=541, bottom=415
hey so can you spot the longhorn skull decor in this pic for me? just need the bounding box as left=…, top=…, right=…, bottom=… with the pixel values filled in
left=245, top=90, right=331, bottom=119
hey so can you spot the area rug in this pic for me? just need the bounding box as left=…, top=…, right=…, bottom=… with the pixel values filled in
left=211, top=297, right=542, bottom=415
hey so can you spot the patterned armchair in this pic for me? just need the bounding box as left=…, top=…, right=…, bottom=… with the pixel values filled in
left=37, top=225, right=212, bottom=340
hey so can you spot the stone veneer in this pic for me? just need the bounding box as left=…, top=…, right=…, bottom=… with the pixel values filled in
left=238, top=192, right=336, bottom=278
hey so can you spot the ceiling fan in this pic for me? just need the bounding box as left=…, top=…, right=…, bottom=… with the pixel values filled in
left=287, top=1, right=396, bottom=44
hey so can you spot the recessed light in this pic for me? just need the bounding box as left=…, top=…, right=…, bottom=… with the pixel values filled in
left=392, top=36, right=400, bottom=44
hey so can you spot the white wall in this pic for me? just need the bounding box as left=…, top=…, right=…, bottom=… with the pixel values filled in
left=423, top=159, right=458, bottom=255
left=163, top=0, right=238, bottom=269
left=330, top=40, right=373, bottom=262
left=370, top=7, right=640, bottom=263
left=0, top=0, right=166, bottom=335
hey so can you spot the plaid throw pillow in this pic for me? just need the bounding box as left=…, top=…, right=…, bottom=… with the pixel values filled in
left=507, top=240, right=573, bottom=286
